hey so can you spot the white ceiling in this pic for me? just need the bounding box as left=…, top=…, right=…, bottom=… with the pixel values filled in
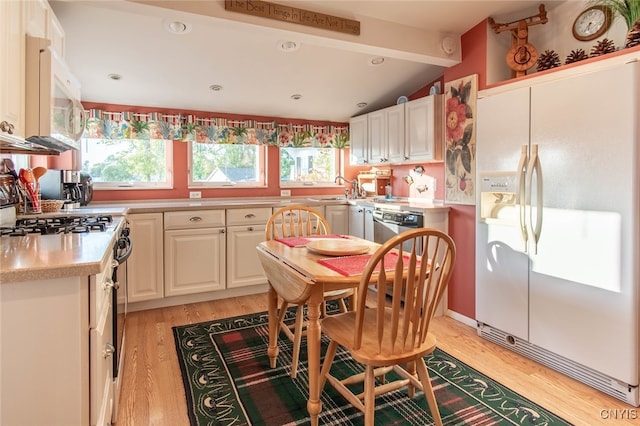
left=51, top=0, right=564, bottom=122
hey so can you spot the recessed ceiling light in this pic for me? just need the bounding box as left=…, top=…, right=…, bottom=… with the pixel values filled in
left=108, top=73, right=122, bottom=81
left=290, top=94, right=302, bottom=100
left=357, top=102, right=368, bottom=108
left=209, top=84, right=223, bottom=91
left=163, top=19, right=192, bottom=35
left=369, top=57, right=385, bottom=66
left=278, top=40, right=300, bottom=52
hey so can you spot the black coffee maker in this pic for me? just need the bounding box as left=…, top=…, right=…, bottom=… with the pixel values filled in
left=79, top=172, right=93, bottom=206
left=40, top=169, right=82, bottom=209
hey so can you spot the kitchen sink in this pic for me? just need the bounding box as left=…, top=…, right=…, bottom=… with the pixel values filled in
left=372, top=197, right=409, bottom=203
left=306, top=197, right=349, bottom=202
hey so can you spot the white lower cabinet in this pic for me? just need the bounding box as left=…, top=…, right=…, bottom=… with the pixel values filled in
left=325, top=204, right=349, bottom=235
left=364, top=207, right=374, bottom=240
left=1, top=269, right=117, bottom=425
left=165, top=227, right=226, bottom=295
left=347, top=205, right=375, bottom=241
left=89, top=253, right=116, bottom=426
left=227, top=226, right=267, bottom=288
left=348, top=205, right=365, bottom=238
left=164, top=210, right=226, bottom=296
left=127, top=213, right=164, bottom=303
left=226, top=208, right=271, bottom=288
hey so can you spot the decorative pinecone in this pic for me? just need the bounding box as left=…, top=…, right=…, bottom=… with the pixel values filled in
left=590, top=38, right=616, bottom=57
left=537, top=49, right=561, bottom=71
left=625, top=19, right=640, bottom=49
left=565, top=49, right=589, bottom=64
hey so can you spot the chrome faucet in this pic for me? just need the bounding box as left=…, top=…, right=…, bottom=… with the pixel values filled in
left=335, top=176, right=365, bottom=199
left=334, top=175, right=350, bottom=185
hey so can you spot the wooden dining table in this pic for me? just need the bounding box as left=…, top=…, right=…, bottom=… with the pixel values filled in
left=256, top=236, right=381, bottom=426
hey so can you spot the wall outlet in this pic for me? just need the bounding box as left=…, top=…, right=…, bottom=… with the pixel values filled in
left=189, top=191, right=201, bottom=199
left=280, top=189, right=291, bottom=197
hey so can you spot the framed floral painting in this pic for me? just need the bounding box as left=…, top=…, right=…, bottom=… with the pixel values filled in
left=444, top=74, right=477, bottom=205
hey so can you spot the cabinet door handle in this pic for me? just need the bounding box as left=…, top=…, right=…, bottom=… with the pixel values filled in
left=189, top=216, right=203, bottom=222
left=244, top=213, right=255, bottom=219
left=102, top=278, right=116, bottom=290
left=248, top=226, right=254, bottom=231
left=0, top=121, right=15, bottom=134
left=220, top=229, right=225, bottom=233
left=103, top=343, right=115, bottom=358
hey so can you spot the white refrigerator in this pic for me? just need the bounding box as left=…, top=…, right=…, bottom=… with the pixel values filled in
left=475, top=59, right=639, bottom=405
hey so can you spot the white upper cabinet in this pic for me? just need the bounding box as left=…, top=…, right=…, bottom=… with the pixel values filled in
left=24, top=0, right=65, bottom=56
left=367, top=109, right=386, bottom=164
left=24, top=0, right=48, bottom=38
left=48, top=10, right=65, bottom=57
left=349, top=95, right=442, bottom=166
left=369, top=103, right=404, bottom=165
left=349, top=114, right=368, bottom=165
left=385, top=103, right=406, bottom=163
left=404, top=95, right=443, bottom=163
left=0, top=0, right=25, bottom=140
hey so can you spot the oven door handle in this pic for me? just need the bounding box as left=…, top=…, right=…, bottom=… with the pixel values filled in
left=373, top=217, right=396, bottom=225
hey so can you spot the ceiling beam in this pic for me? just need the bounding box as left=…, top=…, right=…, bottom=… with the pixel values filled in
left=128, top=0, right=461, bottom=66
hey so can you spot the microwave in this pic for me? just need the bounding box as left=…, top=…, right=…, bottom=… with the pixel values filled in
left=25, top=36, right=85, bottom=153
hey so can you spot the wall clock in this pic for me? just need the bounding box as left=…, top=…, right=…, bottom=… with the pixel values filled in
left=572, top=6, right=612, bottom=41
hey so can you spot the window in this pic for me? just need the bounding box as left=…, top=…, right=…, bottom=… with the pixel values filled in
left=80, top=138, right=173, bottom=189
left=280, top=147, right=339, bottom=186
left=188, top=142, right=266, bottom=187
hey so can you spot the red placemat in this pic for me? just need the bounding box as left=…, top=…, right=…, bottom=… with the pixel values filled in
left=275, top=234, right=349, bottom=247
left=318, top=252, right=418, bottom=276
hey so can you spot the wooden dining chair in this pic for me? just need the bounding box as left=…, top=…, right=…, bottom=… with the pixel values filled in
left=265, top=204, right=353, bottom=378
left=318, top=228, right=456, bottom=426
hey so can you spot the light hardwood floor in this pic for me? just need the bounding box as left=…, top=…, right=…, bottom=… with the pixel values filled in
left=115, top=293, right=638, bottom=425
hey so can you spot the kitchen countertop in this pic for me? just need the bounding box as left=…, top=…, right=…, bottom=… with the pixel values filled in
left=1, top=215, right=125, bottom=283
left=86, top=196, right=451, bottom=214
left=88, top=196, right=348, bottom=213
left=1, top=197, right=450, bottom=284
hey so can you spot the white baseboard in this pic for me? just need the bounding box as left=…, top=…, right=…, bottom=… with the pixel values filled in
left=445, top=309, right=476, bottom=328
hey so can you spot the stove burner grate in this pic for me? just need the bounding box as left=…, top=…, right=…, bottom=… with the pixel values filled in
left=2, top=215, right=114, bottom=236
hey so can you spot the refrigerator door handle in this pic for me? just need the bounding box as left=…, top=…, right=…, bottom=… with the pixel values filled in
left=525, top=144, right=543, bottom=254
left=516, top=145, right=529, bottom=251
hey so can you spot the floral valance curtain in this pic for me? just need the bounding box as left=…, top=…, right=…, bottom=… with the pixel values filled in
left=83, top=109, right=350, bottom=148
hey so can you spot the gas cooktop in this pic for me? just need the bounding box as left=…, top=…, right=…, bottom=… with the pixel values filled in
left=1, top=215, right=115, bottom=237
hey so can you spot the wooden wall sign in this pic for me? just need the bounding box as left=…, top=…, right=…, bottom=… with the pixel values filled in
left=225, top=0, right=360, bottom=35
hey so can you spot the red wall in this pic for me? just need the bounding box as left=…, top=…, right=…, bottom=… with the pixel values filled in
left=439, top=20, right=488, bottom=319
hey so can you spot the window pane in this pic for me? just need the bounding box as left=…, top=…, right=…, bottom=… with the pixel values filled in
left=81, top=138, right=172, bottom=187
left=190, top=143, right=263, bottom=184
left=280, top=147, right=336, bottom=184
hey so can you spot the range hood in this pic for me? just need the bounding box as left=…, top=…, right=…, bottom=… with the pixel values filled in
left=0, top=132, right=67, bottom=155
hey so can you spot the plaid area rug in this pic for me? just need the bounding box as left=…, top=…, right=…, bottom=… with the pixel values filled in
left=172, top=308, right=572, bottom=426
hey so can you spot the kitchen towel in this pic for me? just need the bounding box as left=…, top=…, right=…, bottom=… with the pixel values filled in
left=275, top=234, right=349, bottom=248
left=318, top=252, right=419, bottom=276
